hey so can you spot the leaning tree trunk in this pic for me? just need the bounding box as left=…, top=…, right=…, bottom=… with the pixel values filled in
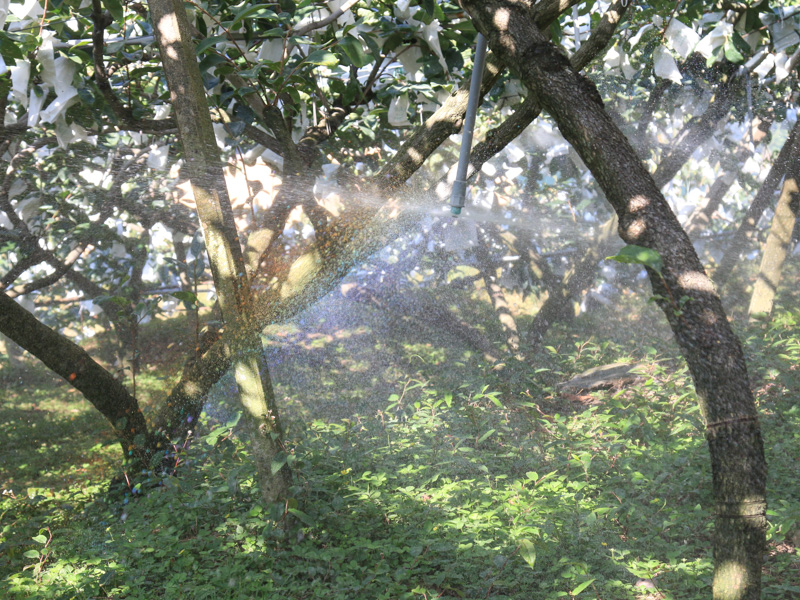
left=747, top=161, right=800, bottom=321
left=715, top=118, right=800, bottom=287
left=0, top=292, right=155, bottom=468
left=147, top=0, right=289, bottom=503
left=682, top=118, right=771, bottom=240
left=461, top=2, right=767, bottom=599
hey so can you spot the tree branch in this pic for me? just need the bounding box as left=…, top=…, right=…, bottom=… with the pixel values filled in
left=91, top=0, right=177, bottom=133
left=293, top=0, right=360, bottom=37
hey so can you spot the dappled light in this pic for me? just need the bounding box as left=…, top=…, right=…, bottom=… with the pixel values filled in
left=677, top=271, right=716, bottom=294
left=713, top=560, right=749, bottom=600
left=2, top=0, right=800, bottom=599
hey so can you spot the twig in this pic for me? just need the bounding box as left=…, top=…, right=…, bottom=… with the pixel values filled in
left=293, top=0, right=360, bottom=37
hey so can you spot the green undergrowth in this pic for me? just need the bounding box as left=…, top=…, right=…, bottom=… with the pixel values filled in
left=1, top=307, right=799, bottom=599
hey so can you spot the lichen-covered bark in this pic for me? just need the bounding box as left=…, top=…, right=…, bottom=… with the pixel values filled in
left=460, top=2, right=767, bottom=598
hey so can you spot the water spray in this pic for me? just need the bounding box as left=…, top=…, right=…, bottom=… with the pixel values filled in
left=450, top=33, right=488, bottom=217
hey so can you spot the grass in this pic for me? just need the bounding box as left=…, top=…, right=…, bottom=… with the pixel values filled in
left=1, top=293, right=799, bottom=599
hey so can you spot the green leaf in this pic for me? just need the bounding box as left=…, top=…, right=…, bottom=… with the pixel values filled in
left=171, top=291, right=198, bottom=304
left=730, top=32, right=751, bottom=61
left=723, top=39, right=744, bottom=63
left=477, top=429, right=496, bottom=444
left=199, top=54, right=229, bottom=74
left=0, top=31, right=26, bottom=60
left=550, top=19, right=562, bottom=45
left=706, top=45, right=725, bottom=68
left=23, top=549, right=39, bottom=559
left=606, top=245, right=662, bottom=274
left=195, top=35, right=228, bottom=55
left=230, top=6, right=279, bottom=29
left=32, top=535, right=47, bottom=544
left=420, top=0, right=435, bottom=17
left=518, top=539, right=536, bottom=569
left=104, top=0, right=124, bottom=23
left=288, top=508, right=315, bottom=526
left=305, top=49, right=338, bottom=66
left=571, top=579, right=596, bottom=595
left=271, top=453, right=288, bottom=475
left=338, top=35, right=371, bottom=67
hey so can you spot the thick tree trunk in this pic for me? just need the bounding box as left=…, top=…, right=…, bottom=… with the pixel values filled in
left=460, top=3, right=767, bottom=599
left=747, top=166, right=800, bottom=320
left=147, top=0, right=289, bottom=503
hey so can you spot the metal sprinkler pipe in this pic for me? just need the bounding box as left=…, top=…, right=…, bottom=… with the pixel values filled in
left=450, top=33, right=488, bottom=217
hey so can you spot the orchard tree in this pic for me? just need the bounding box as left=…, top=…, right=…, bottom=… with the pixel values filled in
left=2, top=1, right=799, bottom=597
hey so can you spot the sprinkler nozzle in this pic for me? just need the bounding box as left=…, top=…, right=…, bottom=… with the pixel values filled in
left=450, top=179, right=467, bottom=216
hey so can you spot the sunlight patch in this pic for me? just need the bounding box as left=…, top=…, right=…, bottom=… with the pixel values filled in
left=493, top=8, right=510, bottom=31
left=713, top=560, right=748, bottom=600
left=678, top=271, right=715, bottom=294
left=627, top=195, right=650, bottom=211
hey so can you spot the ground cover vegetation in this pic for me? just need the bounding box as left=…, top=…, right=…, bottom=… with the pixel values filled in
left=1, top=0, right=800, bottom=597
left=1, top=295, right=799, bottom=599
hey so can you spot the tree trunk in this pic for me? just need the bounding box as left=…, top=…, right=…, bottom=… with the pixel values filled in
left=0, top=292, right=156, bottom=468
left=528, top=216, right=618, bottom=344
left=715, top=118, right=800, bottom=287
left=460, top=3, right=767, bottom=598
left=476, top=228, right=522, bottom=357
left=147, top=0, right=289, bottom=503
left=748, top=166, right=800, bottom=320
left=682, top=118, right=771, bottom=240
